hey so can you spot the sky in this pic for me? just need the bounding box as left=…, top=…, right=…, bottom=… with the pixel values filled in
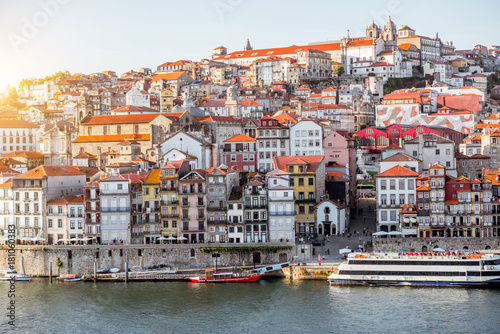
left=0, top=0, right=498, bottom=92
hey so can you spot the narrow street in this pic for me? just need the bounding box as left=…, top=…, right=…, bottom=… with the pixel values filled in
left=296, top=197, right=377, bottom=265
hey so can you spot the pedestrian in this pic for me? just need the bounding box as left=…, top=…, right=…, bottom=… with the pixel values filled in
left=359, top=236, right=362, bottom=243
left=363, top=215, right=366, bottom=222
left=327, top=248, right=330, bottom=255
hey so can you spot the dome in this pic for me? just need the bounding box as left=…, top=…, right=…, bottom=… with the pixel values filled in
left=385, top=16, right=396, bottom=29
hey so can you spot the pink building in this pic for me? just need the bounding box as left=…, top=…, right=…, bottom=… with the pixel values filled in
left=179, top=169, right=207, bottom=243
left=223, top=134, right=257, bottom=172
left=323, top=130, right=357, bottom=207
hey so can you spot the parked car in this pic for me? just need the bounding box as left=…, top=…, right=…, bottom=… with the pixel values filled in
left=312, top=239, right=325, bottom=246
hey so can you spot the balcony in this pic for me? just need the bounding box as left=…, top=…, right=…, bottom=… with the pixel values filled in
left=295, top=198, right=316, bottom=204
left=144, top=218, right=160, bottom=224
left=244, top=204, right=268, bottom=209
left=162, top=200, right=179, bottom=205
left=100, top=207, right=130, bottom=212
left=162, top=213, right=179, bottom=218
left=269, top=211, right=297, bottom=216
left=207, top=206, right=226, bottom=212
left=161, top=186, right=178, bottom=191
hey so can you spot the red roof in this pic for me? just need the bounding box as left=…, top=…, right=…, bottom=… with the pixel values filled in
left=223, top=133, right=256, bottom=142
left=72, top=134, right=150, bottom=143
left=0, top=120, right=39, bottom=129
left=15, top=166, right=85, bottom=179
left=81, top=114, right=164, bottom=125
left=375, top=165, right=419, bottom=178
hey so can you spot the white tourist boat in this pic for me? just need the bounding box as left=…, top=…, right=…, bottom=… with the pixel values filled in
left=328, top=252, right=500, bottom=287
left=0, top=269, right=32, bottom=281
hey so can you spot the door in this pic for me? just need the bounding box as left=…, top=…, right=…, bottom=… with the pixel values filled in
left=253, top=252, right=261, bottom=264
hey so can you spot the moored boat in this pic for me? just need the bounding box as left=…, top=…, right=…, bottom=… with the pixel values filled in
left=327, top=252, right=500, bottom=287
left=0, top=269, right=32, bottom=281
left=188, top=268, right=262, bottom=283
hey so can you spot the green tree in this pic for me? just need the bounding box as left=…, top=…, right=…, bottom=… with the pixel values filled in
left=383, top=77, right=403, bottom=95
left=333, top=65, right=344, bottom=77
left=487, top=73, right=500, bottom=94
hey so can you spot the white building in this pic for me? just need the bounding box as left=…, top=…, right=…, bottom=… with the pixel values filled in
left=126, top=86, right=150, bottom=108
left=158, top=131, right=214, bottom=170
left=227, top=185, right=244, bottom=243
left=0, top=120, right=39, bottom=156
left=404, top=133, right=457, bottom=177
left=375, top=165, right=418, bottom=232
left=9, top=166, right=86, bottom=239
left=256, top=116, right=290, bottom=173
left=315, top=200, right=346, bottom=236
left=99, top=176, right=131, bottom=244
left=289, top=119, right=324, bottom=156
left=378, top=153, right=421, bottom=174
left=266, top=169, right=295, bottom=242
left=46, top=195, right=84, bottom=244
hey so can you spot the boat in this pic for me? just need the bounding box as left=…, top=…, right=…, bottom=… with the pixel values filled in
left=58, top=274, right=83, bottom=282
left=64, top=277, right=83, bottom=282
left=0, top=269, right=32, bottom=281
left=130, top=266, right=143, bottom=272
left=96, top=269, right=109, bottom=274
left=327, top=252, right=500, bottom=287
left=109, top=268, right=120, bottom=273
left=188, top=268, right=262, bottom=283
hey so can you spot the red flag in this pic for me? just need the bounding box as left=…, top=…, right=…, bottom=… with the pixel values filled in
left=318, top=254, right=321, bottom=265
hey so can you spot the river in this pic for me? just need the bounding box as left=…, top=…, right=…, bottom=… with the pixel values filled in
left=1, top=278, right=499, bottom=333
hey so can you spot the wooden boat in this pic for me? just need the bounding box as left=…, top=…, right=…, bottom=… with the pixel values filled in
left=96, top=269, right=109, bottom=274
left=130, top=266, right=143, bottom=272
left=188, top=268, right=262, bottom=283
left=0, top=269, right=32, bottom=281
left=58, top=274, right=83, bottom=282
left=109, top=268, right=120, bottom=273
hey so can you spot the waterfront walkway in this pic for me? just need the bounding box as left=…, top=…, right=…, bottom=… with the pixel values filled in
left=296, top=197, right=377, bottom=266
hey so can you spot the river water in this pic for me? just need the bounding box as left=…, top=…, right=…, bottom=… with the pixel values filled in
left=1, top=278, right=499, bottom=333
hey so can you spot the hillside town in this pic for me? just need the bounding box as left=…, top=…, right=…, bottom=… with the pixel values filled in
left=1, top=17, right=500, bottom=247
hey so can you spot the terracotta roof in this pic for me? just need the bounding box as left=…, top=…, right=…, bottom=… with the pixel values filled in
left=110, top=105, right=159, bottom=113
left=273, top=155, right=324, bottom=173
left=240, top=99, right=263, bottom=107
left=81, top=113, right=165, bottom=125
left=2, top=151, right=44, bottom=159
left=47, top=195, right=84, bottom=205
left=380, top=153, right=421, bottom=163
left=15, top=166, right=85, bottom=179
left=143, top=169, right=161, bottom=184
left=72, top=134, right=150, bottom=143
left=0, top=120, right=39, bottom=129
left=223, top=133, right=256, bottom=142
left=375, top=165, right=419, bottom=178
left=74, top=152, right=96, bottom=159
left=214, top=43, right=341, bottom=61
left=151, top=71, right=188, bottom=82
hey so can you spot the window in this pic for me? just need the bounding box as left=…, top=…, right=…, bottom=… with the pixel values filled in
left=435, top=149, right=440, bottom=155
left=298, top=178, right=304, bottom=186
left=381, top=211, right=387, bottom=221
left=308, top=178, right=314, bottom=186
left=380, top=180, right=387, bottom=190
left=389, top=180, right=396, bottom=190
left=58, top=219, right=63, bottom=228
left=398, top=179, right=405, bottom=190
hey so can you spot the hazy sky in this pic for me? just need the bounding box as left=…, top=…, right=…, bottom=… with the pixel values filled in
left=0, top=0, right=498, bottom=91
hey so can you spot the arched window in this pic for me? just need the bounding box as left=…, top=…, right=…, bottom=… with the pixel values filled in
left=190, top=249, right=195, bottom=257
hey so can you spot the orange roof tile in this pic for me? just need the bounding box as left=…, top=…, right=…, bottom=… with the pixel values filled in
left=81, top=114, right=164, bottom=125
left=0, top=120, right=39, bottom=129
left=223, top=133, right=256, bottom=142
left=151, top=71, right=187, bottom=82
left=72, top=134, right=150, bottom=143
left=2, top=151, right=44, bottom=159
left=143, top=169, right=161, bottom=184
left=15, top=166, right=85, bottom=179
left=375, top=165, right=419, bottom=178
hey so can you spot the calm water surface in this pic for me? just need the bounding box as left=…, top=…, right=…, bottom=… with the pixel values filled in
left=1, top=278, right=499, bottom=333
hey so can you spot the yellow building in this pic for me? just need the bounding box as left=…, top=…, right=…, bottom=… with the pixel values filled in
left=142, top=169, right=162, bottom=243
left=160, top=161, right=185, bottom=240
left=273, top=155, right=326, bottom=235
left=160, top=88, right=174, bottom=112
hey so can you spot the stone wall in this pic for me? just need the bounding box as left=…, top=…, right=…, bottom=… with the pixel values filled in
left=373, top=237, right=500, bottom=253
left=0, top=243, right=295, bottom=277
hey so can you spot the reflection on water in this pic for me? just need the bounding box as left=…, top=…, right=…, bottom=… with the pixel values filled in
left=1, top=278, right=500, bottom=333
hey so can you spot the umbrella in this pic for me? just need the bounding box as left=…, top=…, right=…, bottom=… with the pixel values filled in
left=31, top=236, right=46, bottom=242
left=373, top=231, right=389, bottom=236
left=403, top=218, right=410, bottom=223
left=21, top=237, right=31, bottom=241
left=388, top=231, right=402, bottom=236
left=177, top=236, right=188, bottom=240
left=339, top=248, right=352, bottom=255
left=165, top=236, right=177, bottom=240
left=157, top=237, right=168, bottom=242
left=81, top=237, right=92, bottom=241
left=69, top=238, right=80, bottom=241
left=58, top=238, right=70, bottom=242
left=433, top=247, right=445, bottom=252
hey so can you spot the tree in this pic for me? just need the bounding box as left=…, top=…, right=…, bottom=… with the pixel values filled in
left=487, top=73, right=500, bottom=93
left=333, top=65, right=344, bottom=77
left=383, top=77, right=403, bottom=95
